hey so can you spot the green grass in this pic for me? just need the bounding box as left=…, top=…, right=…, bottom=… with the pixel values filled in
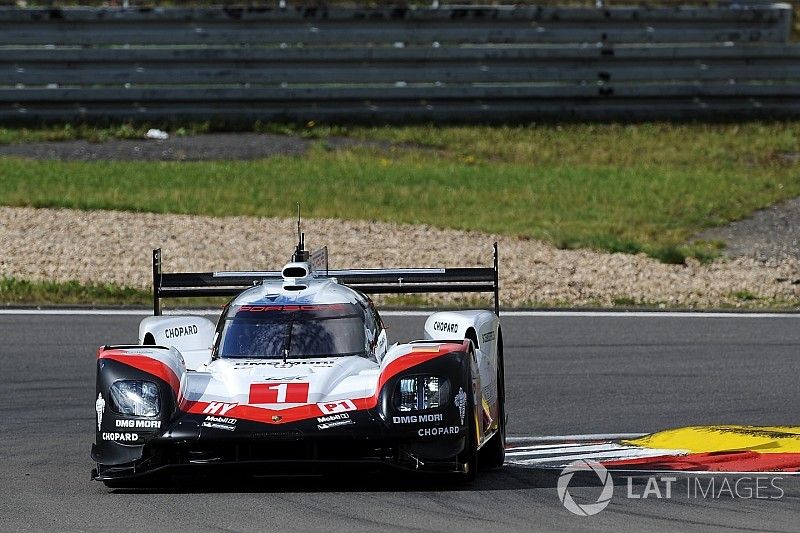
left=0, top=277, right=237, bottom=308
left=0, top=277, right=150, bottom=306
left=3, top=121, right=800, bottom=263
left=2, top=278, right=795, bottom=310
left=732, top=290, right=760, bottom=302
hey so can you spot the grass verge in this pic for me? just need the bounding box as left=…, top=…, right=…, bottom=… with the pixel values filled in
left=0, top=277, right=236, bottom=309
left=3, top=119, right=800, bottom=263
left=2, top=278, right=796, bottom=310
left=0, top=277, right=150, bottom=306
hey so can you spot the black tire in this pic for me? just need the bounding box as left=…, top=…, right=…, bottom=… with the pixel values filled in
left=479, top=332, right=506, bottom=469
left=458, top=347, right=479, bottom=482
left=458, top=387, right=478, bottom=483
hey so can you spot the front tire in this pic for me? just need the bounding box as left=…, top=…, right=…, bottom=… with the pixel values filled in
left=479, top=332, right=506, bottom=469
left=458, top=346, right=479, bottom=482
left=459, top=391, right=479, bottom=482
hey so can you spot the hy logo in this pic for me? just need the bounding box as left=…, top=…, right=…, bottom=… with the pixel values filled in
left=557, top=459, right=614, bottom=516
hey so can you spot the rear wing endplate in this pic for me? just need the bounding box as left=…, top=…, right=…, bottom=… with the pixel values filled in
left=151, top=243, right=500, bottom=316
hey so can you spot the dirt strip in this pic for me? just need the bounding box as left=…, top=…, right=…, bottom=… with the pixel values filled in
left=0, top=133, right=364, bottom=161
left=695, top=197, right=800, bottom=262
left=0, top=207, right=798, bottom=308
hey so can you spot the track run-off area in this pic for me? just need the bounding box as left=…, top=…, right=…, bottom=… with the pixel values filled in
left=1, top=310, right=798, bottom=532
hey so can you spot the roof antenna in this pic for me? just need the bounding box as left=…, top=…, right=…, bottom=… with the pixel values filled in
left=292, top=203, right=309, bottom=262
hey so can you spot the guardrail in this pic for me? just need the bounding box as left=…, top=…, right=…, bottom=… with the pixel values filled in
left=1, top=4, right=797, bottom=122
left=1, top=4, right=793, bottom=45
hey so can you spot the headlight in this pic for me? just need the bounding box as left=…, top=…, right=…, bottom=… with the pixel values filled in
left=395, top=376, right=450, bottom=412
left=109, top=380, right=160, bottom=417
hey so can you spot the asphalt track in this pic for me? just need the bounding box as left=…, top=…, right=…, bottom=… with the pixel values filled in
left=1, top=312, right=799, bottom=532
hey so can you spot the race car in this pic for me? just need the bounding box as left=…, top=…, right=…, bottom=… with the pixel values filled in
left=92, top=236, right=504, bottom=486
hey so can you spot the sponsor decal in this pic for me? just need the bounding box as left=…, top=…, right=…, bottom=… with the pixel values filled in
left=482, top=396, right=493, bottom=428
left=205, top=416, right=237, bottom=425
left=481, top=331, right=495, bottom=343
left=232, top=360, right=335, bottom=368
left=115, top=419, right=161, bottom=429
left=95, top=393, right=105, bottom=431
left=318, top=399, right=357, bottom=415
left=202, top=415, right=237, bottom=431
left=317, top=413, right=350, bottom=424
left=260, top=375, right=305, bottom=381
left=202, top=422, right=236, bottom=432
left=164, top=324, right=198, bottom=339
left=202, top=402, right=237, bottom=416
left=250, top=382, right=310, bottom=404
left=237, top=304, right=351, bottom=313
left=417, top=426, right=460, bottom=437
left=316, top=412, right=355, bottom=430
left=102, top=432, right=139, bottom=442
left=454, top=388, right=467, bottom=425
left=318, top=419, right=355, bottom=430
left=392, top=413, right=444, bottom=424
left=433, top=321, right=459, bottom=334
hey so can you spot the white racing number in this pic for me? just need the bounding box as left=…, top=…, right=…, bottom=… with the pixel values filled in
left=269, top=383, right=288, bottom=403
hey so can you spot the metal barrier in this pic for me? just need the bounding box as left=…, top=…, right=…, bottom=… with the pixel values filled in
left=0, top=4, right=797, bottom=122
left=1, top=5, right=793, bottom=45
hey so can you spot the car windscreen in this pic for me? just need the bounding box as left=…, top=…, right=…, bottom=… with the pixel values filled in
left=217, top=303, right=367, bottom=359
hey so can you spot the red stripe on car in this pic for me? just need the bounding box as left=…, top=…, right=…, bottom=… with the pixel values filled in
left=98, top=349, right=181, bottom=392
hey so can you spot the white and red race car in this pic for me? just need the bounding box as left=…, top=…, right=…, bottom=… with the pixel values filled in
left=92, top=238, right=505, bottom=486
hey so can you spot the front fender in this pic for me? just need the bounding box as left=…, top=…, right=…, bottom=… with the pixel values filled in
left=92, top=346, right=184, bottom=466
left=377, top=344, right=476, bottom=459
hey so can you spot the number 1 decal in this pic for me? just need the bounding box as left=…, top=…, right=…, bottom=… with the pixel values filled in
left=250, top=382, right=310, bottom=404
left=269, top=383, right=288, bottom=403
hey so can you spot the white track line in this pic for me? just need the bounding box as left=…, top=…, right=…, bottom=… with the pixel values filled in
left=0, top=309, right=798, bottom=318
left=506, top=443, right=625, bottom=456
left=507, top=433, right=646, bottom=443
left=507, top=442, right=611, bottom=452
left=510, top=448, right=684, bottom=466
left=500, top=311, right=800, bottom=318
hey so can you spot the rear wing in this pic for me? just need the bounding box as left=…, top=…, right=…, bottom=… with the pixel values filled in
left=151, top=243, right=500, bottom=316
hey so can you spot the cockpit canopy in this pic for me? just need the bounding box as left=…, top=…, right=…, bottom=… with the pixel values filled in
left=215, top=303, right=368, bottom=359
